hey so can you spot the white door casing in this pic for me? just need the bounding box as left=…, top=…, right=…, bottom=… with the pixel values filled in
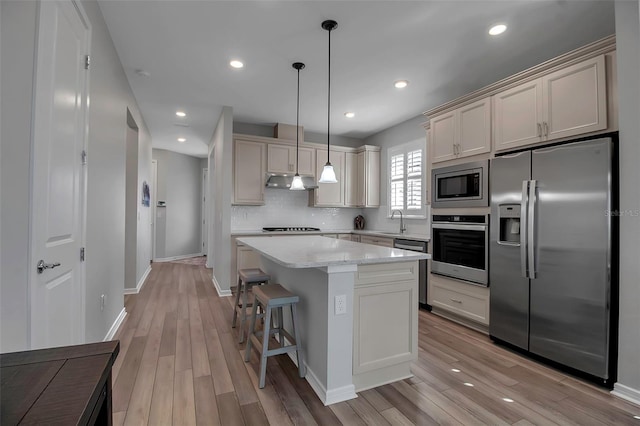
left=30, top=0, right=91, bottom=349
left=151, top=159, right=157, bottom=261
left=202, top=168, right=208, bottom=254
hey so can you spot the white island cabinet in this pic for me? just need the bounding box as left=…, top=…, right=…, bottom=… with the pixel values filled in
left=236, top=235, right=430, bottom=405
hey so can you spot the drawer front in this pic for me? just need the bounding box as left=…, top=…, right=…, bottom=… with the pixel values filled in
left=431, top=279, right=488, bottom=324
left=359, top=235, right=394, bottom=248
left=356, top=262, right=417, bottom=287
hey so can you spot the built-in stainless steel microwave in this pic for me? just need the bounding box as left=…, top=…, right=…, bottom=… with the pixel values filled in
left=431, top=160, right=489, bottom=208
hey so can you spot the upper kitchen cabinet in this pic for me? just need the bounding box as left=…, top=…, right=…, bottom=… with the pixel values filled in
left=345, top=147, right=381, bottom=208
left=267, top=143, right=315, bottom=176
left=494, top=55, right=607, bottom=152
left=312, top=149, right=346, bottom=207
left=430, top=97, right=491, bottom=164
left=233, top=139, right=266, bottom=205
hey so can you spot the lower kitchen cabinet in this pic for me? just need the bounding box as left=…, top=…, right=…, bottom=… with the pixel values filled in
left=359, top=235, right=394, bottom=248
left=235, top=243, right=261, bottom=284
left=429, top=273, right=489, bottom=326
left=352, top=262, right=418, bottom=390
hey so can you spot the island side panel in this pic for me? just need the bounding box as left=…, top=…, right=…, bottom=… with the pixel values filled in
left=259, top=257, right=358, bottom=405
left=352, top=261, right=419, bottom=392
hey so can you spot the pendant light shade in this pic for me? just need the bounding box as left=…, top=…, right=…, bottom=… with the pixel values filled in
left=290, top=62, right=306, bottom=190
left=318, top=19, right=338, bottom=184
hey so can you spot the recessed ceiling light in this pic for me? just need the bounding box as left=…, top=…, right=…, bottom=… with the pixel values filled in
left=176, top=111, right=186, bottom=117
left=489, top=24, right=507, bottom=36
left=230, top=60, right=244, bottom=69
left=344, top=112, right=355, bottom=118
left=394, top=80, right=409, bottom=89
left=177, top=138, right=186, bottom=143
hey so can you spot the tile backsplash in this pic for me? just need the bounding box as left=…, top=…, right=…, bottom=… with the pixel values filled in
left=231, top=189, right=362, bottom=231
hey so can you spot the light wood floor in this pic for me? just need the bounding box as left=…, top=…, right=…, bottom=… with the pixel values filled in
left=112, top=262, right=640, bottom=425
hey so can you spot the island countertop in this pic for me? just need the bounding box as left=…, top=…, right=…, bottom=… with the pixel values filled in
left=236, top=235, right=430, bottom=268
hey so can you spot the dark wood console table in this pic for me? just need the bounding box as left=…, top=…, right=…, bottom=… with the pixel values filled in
left=1, top=340, right=119, bottom=425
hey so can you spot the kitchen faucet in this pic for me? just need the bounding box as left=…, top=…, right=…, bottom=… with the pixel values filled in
left=391, top=210, right=406, bottom=234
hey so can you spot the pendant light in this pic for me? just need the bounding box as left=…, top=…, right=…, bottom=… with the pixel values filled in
left=290, top=62, right=306, bottom=191
left=318, top=19, right=338, bottom=184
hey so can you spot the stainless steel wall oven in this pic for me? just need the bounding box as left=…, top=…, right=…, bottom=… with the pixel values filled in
left=431, top=215, right=488, bottom=286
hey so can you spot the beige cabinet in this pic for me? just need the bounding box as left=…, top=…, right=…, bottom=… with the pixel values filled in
left=233, top=139, right=266, bottom=205
left=267, top=144, right=315, bottom=176
left=344, top=152, right=358, bottom=207
left=494, top=55, right=607, bottom=152
left=430, top=97, right=491, bottom=163
left=338, top=234, right=352, bottom=241
left=345, top=149, right=380, bottom=208
left=359, top=235, right=394, bottom=248
left=429, top=274, right=489, bottom=325
left=312, top=149, right=345, bottom=207
left=352, top=262, right=418, bottom=389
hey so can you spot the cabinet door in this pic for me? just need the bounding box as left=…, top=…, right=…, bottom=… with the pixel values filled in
left=297, top=147, right=316, bottom=177
left=345, top=152, right=358, bottom=207
left=233, top=140, right=265, bottom=205
left=359, top=235, right=394, bottom=248
left=236, top=245, right=262, bottom=282
left=458, top=97, right=491, bottom=158
left=543, top=55, right=607, bottom=141
left=315, top=149, right=345, bottom=206
left=493, top=79, right=543, bottom=152
left=267, top=144, right=293, bottom=174
left=430, top=111, right=456, bottom=163
left=364, top=150, right=380, bottom=207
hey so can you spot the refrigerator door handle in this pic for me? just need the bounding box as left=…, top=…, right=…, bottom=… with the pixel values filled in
left=521, top=180, right=529, bottom=278
left=528, top=180, right=537, bottom=279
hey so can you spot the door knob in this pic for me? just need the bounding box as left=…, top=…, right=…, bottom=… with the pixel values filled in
left=37, top=260, right=61, bottom=274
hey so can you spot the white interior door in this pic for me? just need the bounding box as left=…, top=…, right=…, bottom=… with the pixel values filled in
left=30, top=0, right=90, bottom=349
left=151, top=159, right=158, bottom=261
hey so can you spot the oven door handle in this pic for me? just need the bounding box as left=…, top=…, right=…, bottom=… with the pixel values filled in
left=521, top=180, right=529, bottom=279
left=432, top=223, right=487, bottom=231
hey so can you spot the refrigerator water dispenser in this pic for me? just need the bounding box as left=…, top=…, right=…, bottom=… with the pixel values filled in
left=498, top=205, right=520, bottom=244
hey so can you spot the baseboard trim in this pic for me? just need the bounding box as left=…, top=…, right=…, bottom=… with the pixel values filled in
left=154, top=253, right=203, bottom=262
left=104, top=308, right=127, bottom=341
left=124, top=265, right=152, bottom=295
left=612, top=383, right=640, bottom=406
left=212, top=274, right=232, bottom=297
left=285, top=349, right=357, bottom=405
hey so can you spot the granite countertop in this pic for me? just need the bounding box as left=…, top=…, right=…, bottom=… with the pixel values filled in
left=231, top=229, right=430, bottom=242
left=236, top=235, right=430, bottom=268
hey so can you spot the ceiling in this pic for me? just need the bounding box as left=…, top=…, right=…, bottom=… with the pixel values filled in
left=98, top=1, right=615, bottom=158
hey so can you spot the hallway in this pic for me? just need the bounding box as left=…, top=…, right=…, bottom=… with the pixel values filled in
left=111, top=262, right=639, bottom=425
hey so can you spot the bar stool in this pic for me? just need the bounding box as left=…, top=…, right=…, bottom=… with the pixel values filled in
left=244, top=284, right=305, bottom=388
left=232, top=268, right=270, bottom=343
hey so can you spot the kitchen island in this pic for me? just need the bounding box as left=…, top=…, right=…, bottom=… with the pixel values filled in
left=236, top=235, right=430, bottom=405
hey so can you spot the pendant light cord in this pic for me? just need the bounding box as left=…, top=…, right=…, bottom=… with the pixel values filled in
left=326, top=27, right=331, bottom=165
left=296, top=66, right=300, bottom=175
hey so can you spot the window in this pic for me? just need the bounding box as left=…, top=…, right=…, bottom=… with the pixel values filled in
left=388, top=141, right=426, bottom=218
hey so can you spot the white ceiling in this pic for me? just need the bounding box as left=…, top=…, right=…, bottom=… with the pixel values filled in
left=98, top=1, right=615, bottom=158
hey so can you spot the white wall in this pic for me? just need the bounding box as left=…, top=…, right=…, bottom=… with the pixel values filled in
left=232, top=189, right=362, bottom=231
left=209, top=107, right=234, bottom=295
left=0, top=0, right=38, bottom=352
left=152, top=149, right=203, bottom=259
left=361, top=115, right=430, bottom=235
left=613, top=0, right=640, bottom=404
left=0, top=0, right=153, bottom=350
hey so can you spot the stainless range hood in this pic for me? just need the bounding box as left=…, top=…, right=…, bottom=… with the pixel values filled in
left=265, top=174, right=318, bottom=190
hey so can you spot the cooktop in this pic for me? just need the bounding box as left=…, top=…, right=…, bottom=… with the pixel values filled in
left=262, top=227, right=321, bottom=232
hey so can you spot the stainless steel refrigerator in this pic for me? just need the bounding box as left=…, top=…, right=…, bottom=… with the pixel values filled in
left=490, top=137, right=615, bottom=383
